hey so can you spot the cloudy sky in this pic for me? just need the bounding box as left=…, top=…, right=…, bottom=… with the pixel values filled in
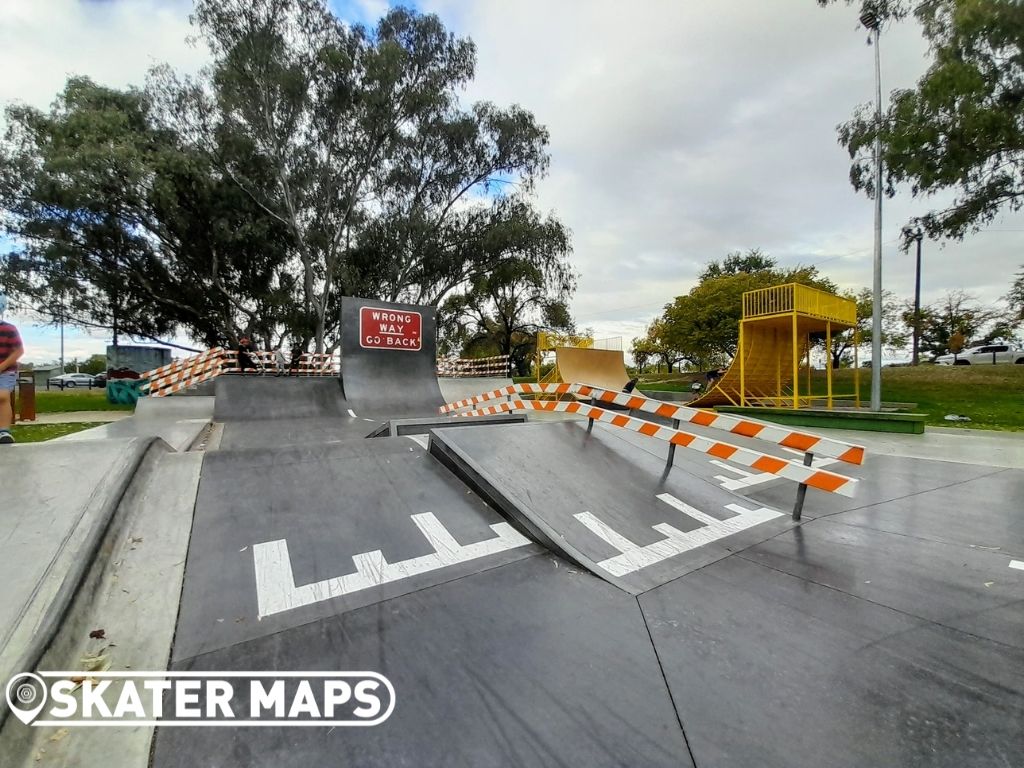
left=2, top=0, right=1022, bottom=364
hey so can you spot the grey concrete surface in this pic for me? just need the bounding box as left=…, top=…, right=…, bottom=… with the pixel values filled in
left=154, top=555, right=693, bottom=768
left=172, top=437, right=542, bottom=662
left=16, top=355, right=1012, bottom=766
left=214, top=377, right=349, bottom=422
left=3, top=450, right=203, bottom=767
left=59, top=417, right=208, bottom=453
left=431, top=421, right=798, bottom=593
left=813, top=424, right=1024, bottom=470
left=0, top=438, right=155, bottom=725
left=134, top=395, right=215, bottom=421
left=339, top=297, right=444, bottom=416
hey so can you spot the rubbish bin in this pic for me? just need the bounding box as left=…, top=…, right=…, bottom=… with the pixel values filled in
left=17, top=377, right=36, bottom=422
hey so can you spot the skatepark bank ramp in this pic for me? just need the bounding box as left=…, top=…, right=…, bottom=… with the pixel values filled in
left=339, top=296, right=445, bottom=416
left=554, top=346, right=630, bottom=391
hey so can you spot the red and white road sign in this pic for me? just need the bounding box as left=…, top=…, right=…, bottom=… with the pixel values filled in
left=359, top=307, right=422, bottom=351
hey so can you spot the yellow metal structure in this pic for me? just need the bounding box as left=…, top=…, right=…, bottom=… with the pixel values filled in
left=690, top=283, right=858, bottom=410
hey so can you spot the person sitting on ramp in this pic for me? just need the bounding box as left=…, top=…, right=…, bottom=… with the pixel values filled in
left=289, top=340, right=306, bottom=375
left=237, top=336, right=258, bottom=374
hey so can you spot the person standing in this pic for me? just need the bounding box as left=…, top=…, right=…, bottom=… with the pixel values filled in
left=0, top=294, right=24, bottom=444
left=237, top=336, right=257, bottom=374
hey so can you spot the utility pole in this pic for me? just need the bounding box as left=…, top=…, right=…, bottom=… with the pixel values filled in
left=902, top=226, right=924, bottom=365
left=861, top=5, right=884, bottom=411
left=59, top=297, right=65, bottom=375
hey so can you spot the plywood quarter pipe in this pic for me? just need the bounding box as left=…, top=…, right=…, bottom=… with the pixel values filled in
left=689, top=325, right=803, bottom=407
left=555, top=347, right=631, bottom=391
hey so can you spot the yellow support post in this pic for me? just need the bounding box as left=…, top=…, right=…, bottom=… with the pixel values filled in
left=805, top=332, right=811, bottom=405
left=854, top=328, right=861, bottom=409
left=775, top=328, right=782, bottom=407
left=826, top=321, right=833, bottom=410
left=739, top=321, right=746, bottom=407
left=791, top=312, right=799, bottom=410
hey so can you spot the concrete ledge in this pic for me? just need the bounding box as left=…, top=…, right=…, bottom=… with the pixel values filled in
left=1, top=447, right=203, bottom=766
left=0, top=438, right=157, bottom=728
left=715, top=406, right=927, bottom=434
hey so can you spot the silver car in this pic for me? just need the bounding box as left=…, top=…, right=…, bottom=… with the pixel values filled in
left=47, top=372, right=98, bottom=388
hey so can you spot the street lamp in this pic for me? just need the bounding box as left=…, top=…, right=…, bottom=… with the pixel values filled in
left=861, top=4, right=884, bottom=410
left=902, top=225, right=924, bottom=365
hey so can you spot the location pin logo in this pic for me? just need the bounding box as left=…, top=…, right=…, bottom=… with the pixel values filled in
left=5, top=673, right=47, bottom=725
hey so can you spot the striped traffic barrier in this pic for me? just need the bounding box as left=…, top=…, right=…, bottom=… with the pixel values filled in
left=144, top=348, right=225, bottom=397
left=440, top=382, right=865, bottom=466
left=146, top=348, right=227, bottom=397
left=437, top=354, right=511, bottom=377
left=456, top=398, right=859, bottom=497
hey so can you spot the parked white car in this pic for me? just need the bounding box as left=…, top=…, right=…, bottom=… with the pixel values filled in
left=47, top=372, right=98, bottom=388
left=934, top=344, right=1024, bottom=366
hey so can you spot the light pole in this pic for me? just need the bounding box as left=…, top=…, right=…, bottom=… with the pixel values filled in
left=902, top=226, right=924, bottom=365
left=861, top=5, right=884, bottom=411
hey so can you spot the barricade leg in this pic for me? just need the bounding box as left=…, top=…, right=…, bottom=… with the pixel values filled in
left=792, top=452, right=814, bottom=520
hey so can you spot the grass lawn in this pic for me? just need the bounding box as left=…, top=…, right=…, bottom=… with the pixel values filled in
left=25, top=388, right=133, bottom=414
left=523, top=365, right=1023, bottom=431
left=805, top=365, right=1024, bottom=431
left=8, top=422, right=106, bottom=443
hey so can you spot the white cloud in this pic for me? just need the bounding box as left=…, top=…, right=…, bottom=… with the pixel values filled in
left=2, top=0, right=1021, bottom=361
left=0, top=0, right=207, bottom=112
left=424, top=0, right=1024, bottom=348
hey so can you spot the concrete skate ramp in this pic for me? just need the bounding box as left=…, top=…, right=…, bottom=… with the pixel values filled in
left=556, top=346, right=630, bottom=391
left=61, top=411, right=211, bottom=453
left=340, top=296, right=444, bottom=416
left=213, top=376, right=350, bottom=422
left=366, top=412, right=528, bottom=438
left=0, top=438, right=155, bottom=720
left=155, top=551, right=692, bottom=768
left=134, top=395, right=215, bottom=421
left=430, top=421, right=795, bottom=594
left=170, top=437, right=545, bottom=661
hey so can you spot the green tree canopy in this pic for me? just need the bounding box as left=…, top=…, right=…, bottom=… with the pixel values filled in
left=1, top=2, right=573, bottom=353
left=0, top=77, right=292, bottom=347
left=170, top=0, right=567, bottom=350
left=439, top=221, right=576, bottom=376
left=658, top=252, right=836, bottom=368
left=916, top=289, right=1003, bottom=357
left=820, top=0, right=1024, bottom=239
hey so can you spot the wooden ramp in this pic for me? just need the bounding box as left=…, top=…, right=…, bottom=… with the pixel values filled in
left=556, top=347, right=630, bottom=390
left=689, top=324, right=804, bottom=407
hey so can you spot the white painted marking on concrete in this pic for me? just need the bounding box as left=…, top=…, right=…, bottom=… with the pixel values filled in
left=575, top=493, right=783, bottom=578
left=1010, top=560, right=1024, bottom=571
left=780, top=448, right=839, bottom=468
left=710, top=460, right=757, bottom=478
left=253, top=513, right=530, bottom=617
left=347, top=409, right=357, bottom=418
left=709, top=459, right=775, bottom=491
left=405, top=434, right=430, bottom=449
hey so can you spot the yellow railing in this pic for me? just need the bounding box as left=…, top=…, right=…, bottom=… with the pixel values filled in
left=742, top=283, right=856, bottom=326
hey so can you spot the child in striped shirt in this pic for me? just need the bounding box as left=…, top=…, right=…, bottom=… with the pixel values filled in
left=0, top=294, right=24, bottom=444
